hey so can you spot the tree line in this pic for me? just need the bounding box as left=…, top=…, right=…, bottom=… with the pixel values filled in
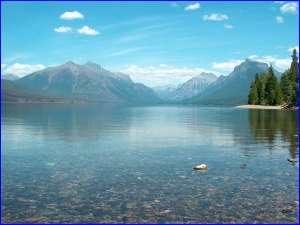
left=248, top=49, right=298, bottom=106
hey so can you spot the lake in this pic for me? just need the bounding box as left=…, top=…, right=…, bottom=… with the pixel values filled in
left=1, top=103, right=298, bottom=224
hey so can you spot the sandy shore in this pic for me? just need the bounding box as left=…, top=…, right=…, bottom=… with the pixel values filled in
left=234, top=105, right=282, bottom=110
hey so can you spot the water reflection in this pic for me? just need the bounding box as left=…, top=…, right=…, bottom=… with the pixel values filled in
left=2, top=104, right=299, bottom=224
left=1, top=103, right=133, bottom=142
left=2, top=104, right=298, bottom=157
left=2, top=104, right=238, bottom=148
left=249, top=109, right=298, bottom=159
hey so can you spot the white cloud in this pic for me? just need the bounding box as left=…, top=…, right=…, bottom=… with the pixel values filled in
left=252, top=56, right=275, bottom=65
left=214, top=52, right=295, bottom=73
left=224, top=24, right=234, bottom=29
left=170, top=2, right=179, bottom=8
left=274, top=1, right=284, bottom=4
left=275, top=59, right=291, bottom=69
left=280, top=2, right=298, bottom=14
left=60, top=11, right=84, bottom=20
left=288, top=46, right=299, bottom=53
left=262, top=55, right=278, bottom=62
left=185, top=3, right=200, bottom=11
left=203, top=14, right=228, bottom=21
left=212, top=59, right=243, bottom=71
left=54, top=26, right=72, bottom=33
left=77, top=26, right=100, bottom=35
left=276, top=16, right=283, bottom=23
left=249, top=55, right=292, bottom=70
left=249, top=55, right=258, bottom=59
left=4, top=63, right=46, bottom=77
left=1, top=64, right=6, bottom=69
left=122, top=64, right=220, bottom=87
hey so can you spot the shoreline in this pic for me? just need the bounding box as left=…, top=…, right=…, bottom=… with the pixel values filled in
left=234, top=105, right=283, bottom=110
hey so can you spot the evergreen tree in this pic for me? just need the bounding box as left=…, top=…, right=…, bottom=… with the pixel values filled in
left=247, top=50, right=298, bottom=106
left=258, top=72, right=267, bottom=105
left=265, top=65, right=278, bottom=105
left=280, top=72, right=293, bottom=102
left=290, top=49, right=298, bottom=104
left=280, top=49, right=299, bottom=105
left=254, top=73, right=260, bottom=85
left=248, top=82, right=259, bottom=105
left=274, top=84, right=284, bottom=105
left=291, top=49, right=298, bottom=83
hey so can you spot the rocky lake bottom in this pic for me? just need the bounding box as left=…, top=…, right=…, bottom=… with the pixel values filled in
left=1, top=104, right=299, bottom=223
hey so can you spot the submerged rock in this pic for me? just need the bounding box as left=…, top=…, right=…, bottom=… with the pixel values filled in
left=25, top=217, right=43, bottom=223
left=287, top=159, right=298, bottom=163
left=293, top=201, right=299, bottom=208
left=241, top=164, right=247, bottom=169
left=281, top=208, right=293, bottom=214
left=194, top=164, right=207, bottom=171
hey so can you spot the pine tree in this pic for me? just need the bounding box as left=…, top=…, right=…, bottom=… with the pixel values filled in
left=248, top=82, right=259, bottom=105
left=280, top=49, right=299, bottom=105
left=265, top=65, right=278, bottom=105
left=280, top=72, right=293, bottom=102
left=291, top=49, right=298, bottom=83
left=258, top=72, right=267, bottom=105
left=290, top=49, right=298, bottom=104
left=274, top=84, right=284, bottom=105
left=254, top=73, right=260, bottom=85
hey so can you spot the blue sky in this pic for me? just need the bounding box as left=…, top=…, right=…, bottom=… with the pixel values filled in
left=1, top=1, right=299, bottom=87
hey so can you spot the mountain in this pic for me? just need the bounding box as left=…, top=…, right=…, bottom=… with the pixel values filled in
left=189, top=59, right=282, bottom=105
left=16, top=61, right=161, bottom=103
left=152, top=84, right=179, bottom=99
left=1, top=79, right=83, bottom=103
left=1, top=73, right=20, bottom=81
left=166, top=72, right=218, bottom=101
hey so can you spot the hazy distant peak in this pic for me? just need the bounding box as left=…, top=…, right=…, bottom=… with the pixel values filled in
left=15, top=60, right=161, bottom=103
left=111, top=71, right=133, bottom=82
left=191, top=72, right=218, bottom=84
left=152, top=84, right=179, bottom=99
left=245, top=58, right=256, bottom=62
left=164, top=72, right=218, bottom=101
left=84, top=61, right=101, bottom=67
left=232, top=58, right=269, bottom=75
left=84, top=61, right=94, bottom=65
left=199, top=72, right=216, bottom=76
left=113, top=71, right=127, bottom=76
left=244, top=58, right=268, bottom=65
left=196, top=72, right=218, bottom=79
left=83, top=61, right=104, bottom=74
left=65, top=61, right=76, bottom=66
left=60, top=61, right=79, bottom=70
left=1, top=73, right=20, bottom=81
left=152, top=84, right=178, bottom=90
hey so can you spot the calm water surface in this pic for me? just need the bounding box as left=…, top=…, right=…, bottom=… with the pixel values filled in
left=1, top=103, right=299, bottom=224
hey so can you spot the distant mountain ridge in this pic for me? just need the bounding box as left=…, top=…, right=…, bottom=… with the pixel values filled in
left=166, top=72, right=218, bottom=101
left=152, top=84, right=179, bottom=99
left=16, top=61, right=161, bottom=103
left=1, top=79, right=80, bottom=103
left=189, top=59, right=282, bottom=105
left=1, top=73, right=20, bottom=81
left=2, top=58, right=282, bottom=105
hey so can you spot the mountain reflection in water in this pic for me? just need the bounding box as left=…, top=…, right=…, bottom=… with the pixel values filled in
left=1, top=104, right=298, bottom=224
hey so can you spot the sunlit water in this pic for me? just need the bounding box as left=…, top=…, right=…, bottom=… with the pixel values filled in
left=1, top=103, right=298, bottom=224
